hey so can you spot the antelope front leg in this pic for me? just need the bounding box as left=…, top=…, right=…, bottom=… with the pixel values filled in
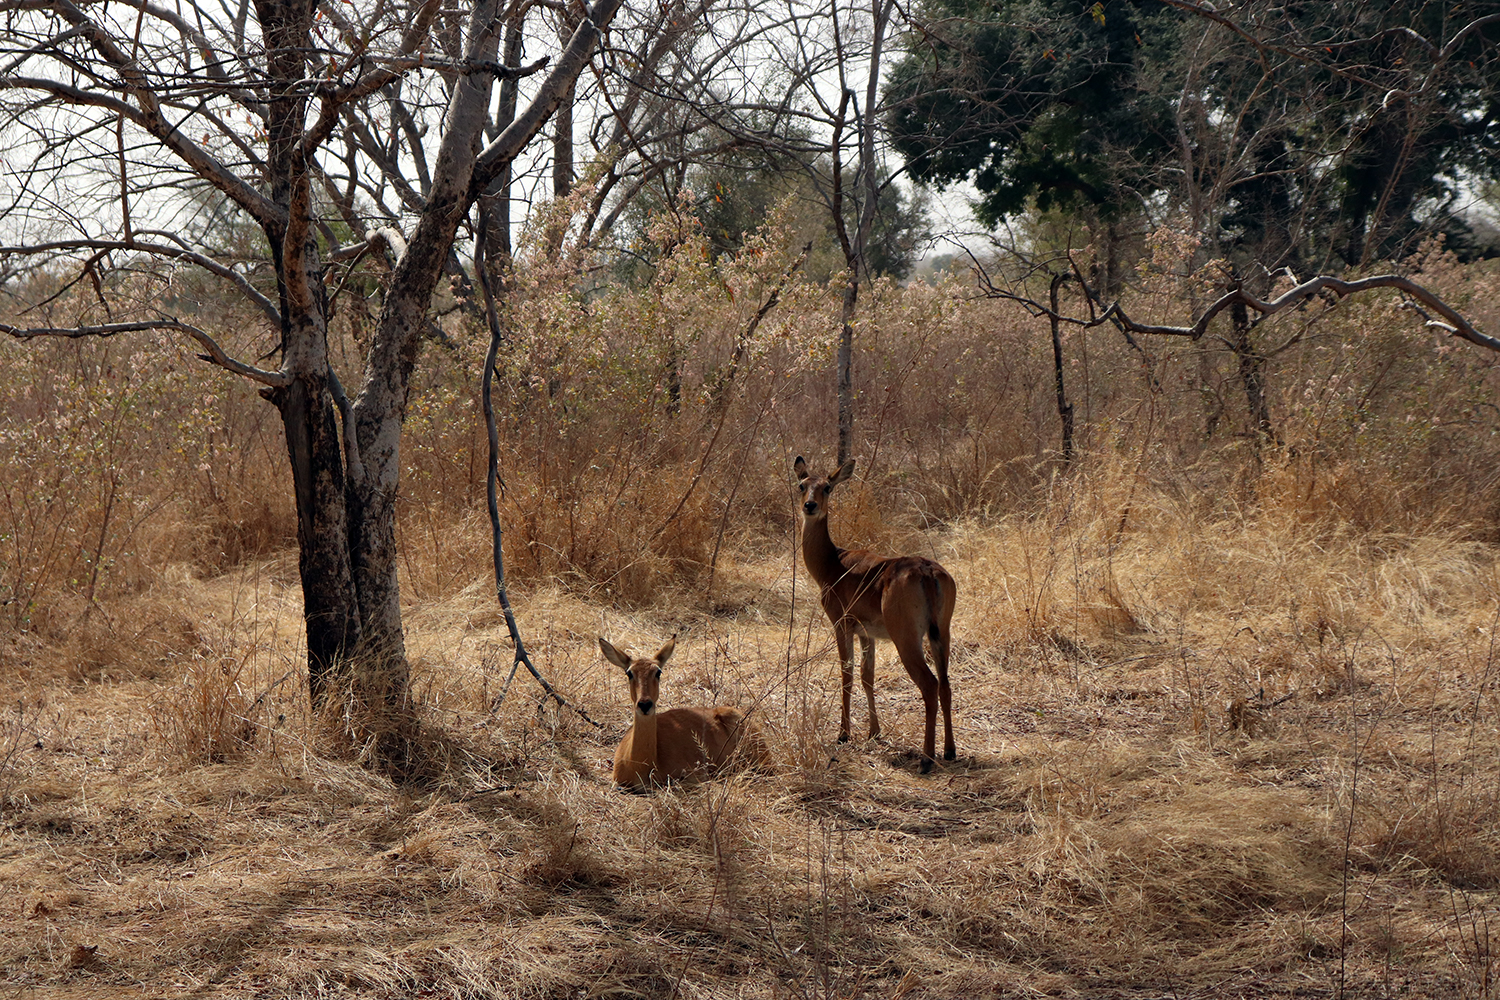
left=835, top=622, right=855, bottom=744
left=859, top=634, right=880, bottom=740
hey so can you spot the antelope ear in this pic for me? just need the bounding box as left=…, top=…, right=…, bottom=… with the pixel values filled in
left=829, top=459, right=856, bottom=488
left=599, top=637, right=632, bottom=671
left=654, top=634, right=677, bottom=666
left=793, top=455, right=810, bottom=484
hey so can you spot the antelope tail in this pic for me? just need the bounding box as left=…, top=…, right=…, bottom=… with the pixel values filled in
left=922, top=575, right=944, bottom=642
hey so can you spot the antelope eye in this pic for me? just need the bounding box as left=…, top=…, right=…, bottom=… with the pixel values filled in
left=654, top=669, right=663, bottom=680
left=625, top=669, right=634, bottom=681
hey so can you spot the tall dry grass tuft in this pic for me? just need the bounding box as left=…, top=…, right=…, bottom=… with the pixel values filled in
left=195, top=477, right=296, bottom=572
left=1354, top=778, right=1500, bottom=890
left=0, top=700, right=42, bottom=810
left=144, top=591, right=301, bottom=766
left=148, top=657, right=258, bottom=765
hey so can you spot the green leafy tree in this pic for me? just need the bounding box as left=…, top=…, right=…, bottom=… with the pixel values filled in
left=887, top=0, right=1180, bottom=226
left=887, top=0, right=1500, bottom=270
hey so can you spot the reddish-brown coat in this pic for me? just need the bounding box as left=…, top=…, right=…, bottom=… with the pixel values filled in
left=600, top=636, right=767, bottom=790
left=794, top=456, right=957, bottom=772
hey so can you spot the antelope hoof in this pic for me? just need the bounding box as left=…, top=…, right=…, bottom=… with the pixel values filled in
left=920, top=757, right=934, bottom=775
left=944, top=748, right=957, bottom=761
left=837, top=732, right=850, bottom=744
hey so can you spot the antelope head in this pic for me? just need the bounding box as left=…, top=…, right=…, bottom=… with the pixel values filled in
left=793, top=455, right=855, bottom=522
left=599, top=634, right=676, bottom=718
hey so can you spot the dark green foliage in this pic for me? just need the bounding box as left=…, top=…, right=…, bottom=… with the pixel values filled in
left=888, top=0, right=1500, bottom=267
left=887, top=0, right=1181, bottom=226
left=693, top=149, right=802, bottom=260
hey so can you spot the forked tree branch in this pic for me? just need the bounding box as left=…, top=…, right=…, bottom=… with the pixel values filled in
left=1100, top=274, right=1500, bottom=353
left=974, top=257, right=1500, bottom=357
left=472, top=0, right=626, bottom=189
left=474, top=207, right=602, bottom=729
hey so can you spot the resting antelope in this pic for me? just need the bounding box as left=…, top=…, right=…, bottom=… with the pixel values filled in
left=794, top=456, right=957, bottom=773
left=600, top=635, right=765, bottom=789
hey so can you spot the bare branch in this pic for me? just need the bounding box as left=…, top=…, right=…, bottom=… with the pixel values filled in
left=1108, top=274, right=1500, bottom=354
left=4, top=4, right=285, bottom=225
left=0, top=237, right=281, bottom=327
left=982, top=266, right=1500, bottom=359
left=473, top=0, right=626, bottom=187
left=1, top=318, right=289, bottom=386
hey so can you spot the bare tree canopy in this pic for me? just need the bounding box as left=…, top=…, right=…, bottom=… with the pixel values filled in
left=0, top=0, right=623, bottom=715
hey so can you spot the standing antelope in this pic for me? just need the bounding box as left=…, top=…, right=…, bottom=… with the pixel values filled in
left=794, top=456, right=957, bottom=772
left=600, top=635, right=766, bottom=789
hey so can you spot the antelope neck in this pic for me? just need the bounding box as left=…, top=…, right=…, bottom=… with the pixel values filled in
left=801, top=513, right=846, bottom=588
left=632, top=706, right=658, bottom=764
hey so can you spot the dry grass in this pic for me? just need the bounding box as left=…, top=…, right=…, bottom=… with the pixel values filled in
left=4, top=470, right=1499, bottom=999
left=6, top=242, right=1500, bottom=997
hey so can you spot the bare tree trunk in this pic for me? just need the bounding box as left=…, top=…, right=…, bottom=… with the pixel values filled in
left=341, top=0, right=623, bottom=711
left=258, top=0, right=364, bottom=705
left=1229, top=292, right=1275, bottom=453
left=546, top=3, right=581, bottom=258
left=272, top=369, right=361, bottom=702
left=837, top=280, right=856, bottom=467
left=486, top=14, right=527, bottom=264
left=665, top=341, right=684, bottom=417
left=830, top=78, right=858, bottom=469
left=552, top=101, right=574, bottom=199
left=1050, top=275, right=1075, bottom=463
left=1105, top=218, right=1122, bottom=299
left=347, top=0, right=510, bottom=708
left=1198, top=340, right=1224, bottom=442
left=553, top=66, right=575, bottom=202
